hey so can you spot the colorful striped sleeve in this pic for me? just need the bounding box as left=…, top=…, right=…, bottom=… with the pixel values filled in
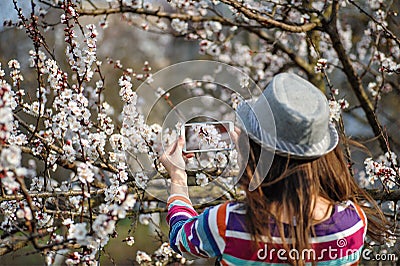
left=166, top=194, right=228, bottom=259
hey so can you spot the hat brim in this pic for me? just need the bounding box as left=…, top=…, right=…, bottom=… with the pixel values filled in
left=236, top=100, right=339, bottom=159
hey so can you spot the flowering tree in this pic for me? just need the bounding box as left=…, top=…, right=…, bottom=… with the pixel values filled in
left=0, top=0, right=399, bottom=265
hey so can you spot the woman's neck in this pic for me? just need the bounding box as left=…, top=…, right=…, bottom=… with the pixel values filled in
left=270, top=196, right=333, bottom=225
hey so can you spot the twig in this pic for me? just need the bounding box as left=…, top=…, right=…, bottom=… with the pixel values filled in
left=347, top=0, right=400, bottom=47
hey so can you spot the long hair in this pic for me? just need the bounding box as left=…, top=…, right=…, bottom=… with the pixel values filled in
left=239, top=138, right=391, bottom=265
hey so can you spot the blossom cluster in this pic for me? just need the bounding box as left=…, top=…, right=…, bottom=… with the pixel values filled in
left=328, top=98, right=349, bottom=122
left=0, top=63, right=24, bottom=195
left=136, top=242, right=191, bottom=265
left=375, top=51, right=400, bottom=74
left=314, top=58, right=328, bottom=73
left=190, top=124, right=228, bottom=150
left=364, top=152, right=399, bottom=189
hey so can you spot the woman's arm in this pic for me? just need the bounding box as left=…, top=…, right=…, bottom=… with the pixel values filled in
left=160, top=137, right=227, bottom=258
left=166, top=194, right=228, bottom=258
left=159, top=136, right=190, bottom=198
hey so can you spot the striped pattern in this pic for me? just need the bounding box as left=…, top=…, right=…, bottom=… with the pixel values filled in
left=167, top=195, right=367, bottom=265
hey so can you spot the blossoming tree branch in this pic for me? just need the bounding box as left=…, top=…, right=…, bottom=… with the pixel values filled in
left=0, top=0, right=399, bottom=265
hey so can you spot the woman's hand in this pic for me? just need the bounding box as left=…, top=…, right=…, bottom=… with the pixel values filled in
left=160, top=136, right=193, bottom=188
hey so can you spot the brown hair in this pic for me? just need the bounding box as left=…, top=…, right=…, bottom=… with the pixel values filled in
left=240, top=138, right=391, bottom=265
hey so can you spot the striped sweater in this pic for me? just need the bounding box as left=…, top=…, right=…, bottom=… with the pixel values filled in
left=166, top=194, right=367, bottom=265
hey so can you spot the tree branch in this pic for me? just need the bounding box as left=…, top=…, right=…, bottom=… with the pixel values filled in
left=246, top=28, right=314, bottom=74
left=75, top=1, right=317, bottom=33
left=219, top=0, right=318, bottom=33
left=76, top=6, right=229, bottom=24
left=366, top=189, right=400, bottom=202
left=324, top=7, right=390, bottom=153
left=0, top=188, right=106, bottom=202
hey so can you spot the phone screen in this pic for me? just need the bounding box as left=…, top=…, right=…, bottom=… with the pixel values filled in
left=184, top=122, right=233, bottom=152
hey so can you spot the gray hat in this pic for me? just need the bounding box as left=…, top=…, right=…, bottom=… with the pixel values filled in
left=236, top=73, right=339, bottom=159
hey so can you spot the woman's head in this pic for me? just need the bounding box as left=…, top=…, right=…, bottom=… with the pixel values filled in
left=235, top=73, right=349, bottom=215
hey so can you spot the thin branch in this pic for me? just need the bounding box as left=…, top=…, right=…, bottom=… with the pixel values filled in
left=246, top=28, right=314, bottom=74
left=219, top=0, right=318, bottom=33
left=367, top=189, right=400, bottom=202
left=76, top=6, right=229, bottom=24
left=347, top=0, right=400, bottom=47
left=0, top=188, right=106, bottom=202
left=136, top=199, right=227, bottom=214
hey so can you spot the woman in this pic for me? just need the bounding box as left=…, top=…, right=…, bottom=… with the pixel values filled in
left=160, top=73, right=389, bottom=265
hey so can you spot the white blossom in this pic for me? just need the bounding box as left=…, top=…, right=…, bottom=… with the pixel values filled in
left=139, top=214, right=152, bottom=225
left=171, top=19, right=188, bottom=34
left=204, top=21, right=222, bottom=37
left=135, top=172, right=149, bottom=189
left=77, top=162, right=95, bottom=183
left=364, top=153, right=398, bottom=189
left=136, top=251, right=152, bottom=264
left=190, top=124, right=226, bottom=150
left=125, top=236, right=135, bottom=246
left=315, top=58, right=328, bottom=73
left=328, top=99, right=348, bottom=122
left=239, top=75, right=249, bottom=88
left=196, top=173, right=208, bottom=186
left=231, top=93, right=243, bottom=110
left=385, top=231, right=397, bottom=248
left=1, top=145, right=21, bottom=169
left=8, top=59, right=23, bottom=86
left=63, top=218, right=74, bottom=226
left=215, top=152, right=228, bottom=168
left=68, top=223, right=88, bottom=242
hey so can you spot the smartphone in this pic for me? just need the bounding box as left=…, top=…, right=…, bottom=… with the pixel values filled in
left=182, top=121, right=234, bottom=153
